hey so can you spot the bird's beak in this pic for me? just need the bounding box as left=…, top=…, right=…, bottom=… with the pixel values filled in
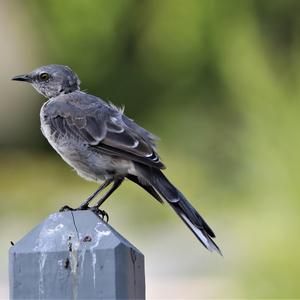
left=11, top=74, right=32, bottom=82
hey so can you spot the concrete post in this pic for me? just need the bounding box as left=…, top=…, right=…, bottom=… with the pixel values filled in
left=9, top=210, right=145, bottom=299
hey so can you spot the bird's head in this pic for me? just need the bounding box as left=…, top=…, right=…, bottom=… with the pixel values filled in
left=12, top=64, right=81, bottom=98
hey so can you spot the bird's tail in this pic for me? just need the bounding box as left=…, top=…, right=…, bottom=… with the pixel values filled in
left=136, top=166, right=221, bottom=254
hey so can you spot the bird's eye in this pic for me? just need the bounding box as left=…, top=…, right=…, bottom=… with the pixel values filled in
left=40, top=72, right=50, bottom=81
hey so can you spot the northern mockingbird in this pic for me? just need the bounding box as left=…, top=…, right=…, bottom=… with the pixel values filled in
left=12, top=64, right=221, bottom=254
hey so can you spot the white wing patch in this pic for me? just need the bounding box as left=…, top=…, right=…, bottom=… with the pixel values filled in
left=132, top=140, right=139, bottom=148
left=110, top=116, right=118, bottom=123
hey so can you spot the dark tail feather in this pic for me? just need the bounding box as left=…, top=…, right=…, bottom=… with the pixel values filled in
left=126, top=174, right=164, bottom=204
left=139, top=166, right=221, bottom=254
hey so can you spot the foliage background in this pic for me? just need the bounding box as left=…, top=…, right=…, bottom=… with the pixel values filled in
left=1, top=0, right=300, bottom=298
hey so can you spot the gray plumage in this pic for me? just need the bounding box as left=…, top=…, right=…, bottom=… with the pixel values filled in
left=12, top=64, right=221, bottom=254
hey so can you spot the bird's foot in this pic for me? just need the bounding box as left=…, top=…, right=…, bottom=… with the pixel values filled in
left=59, top=205, right=75, bottom=212
left=59, top=205, right=109, bottom=222
left=90, top=206, right=109, bottom=222
left=59, top=204, right=90, bottom=212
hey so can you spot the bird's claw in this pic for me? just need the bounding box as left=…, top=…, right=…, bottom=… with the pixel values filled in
left=59, top=205, right=75, bottom=212
left=90, top=206, right=109, bottom=222
left=59, top=205, right=109, bottom=222
left=59, top=203, right=91, bottom=212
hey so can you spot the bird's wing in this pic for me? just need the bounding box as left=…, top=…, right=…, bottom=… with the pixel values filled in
left=45, top=95, right=165, bottom=169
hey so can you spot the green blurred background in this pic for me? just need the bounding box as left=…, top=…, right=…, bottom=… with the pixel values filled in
left=1, top=0, right=300, bottom=298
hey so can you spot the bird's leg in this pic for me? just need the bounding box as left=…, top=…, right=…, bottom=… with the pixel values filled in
left=59, top=179, right=113, bottom=212
left=93, top=178, right=124, bottom=208
left=90, top=178, right=124, bottom=220
left=77, top=179, right=113, bottom=210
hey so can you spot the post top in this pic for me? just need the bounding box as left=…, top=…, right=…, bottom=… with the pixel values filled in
left=10, top=210, right=142, bottom=254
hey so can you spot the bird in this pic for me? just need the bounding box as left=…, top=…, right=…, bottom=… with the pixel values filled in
left=12, top=64, right=221, bottom=254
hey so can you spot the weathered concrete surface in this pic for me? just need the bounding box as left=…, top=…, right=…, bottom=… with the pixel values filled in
left=9, top=210, right=145, bottom=299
